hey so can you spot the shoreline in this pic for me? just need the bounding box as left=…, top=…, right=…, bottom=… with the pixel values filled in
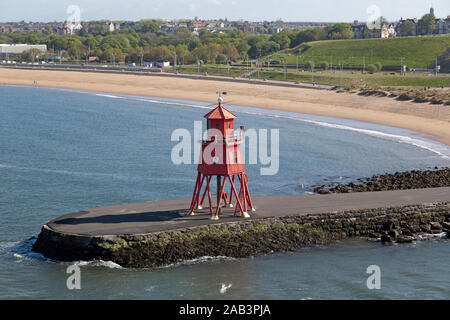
left=1, top=68, right=450, bottom=146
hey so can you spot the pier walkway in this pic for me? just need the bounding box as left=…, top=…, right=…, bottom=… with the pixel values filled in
left=45, top=187, right=450, bottom=236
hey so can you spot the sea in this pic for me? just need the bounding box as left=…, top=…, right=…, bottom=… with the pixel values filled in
left=0, top=85, right=449, bottom=299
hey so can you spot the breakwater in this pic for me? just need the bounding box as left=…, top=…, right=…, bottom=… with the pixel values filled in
left=32, top=199, right=450, bottom=268
left=314, top=167, right=450, bottom=194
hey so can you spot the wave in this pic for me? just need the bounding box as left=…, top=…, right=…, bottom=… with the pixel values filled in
left=0, top=163, right=131, bottom=180
left=6, top=237, right=124, bottom=268
left=95, top=92, right=212, bottom=110
left=8, top=237, right=49, bottom=262
left=95, top=93, right=126, bottom=99
left=74, top=260, right=123, bottom=269
left=159, top=256, right=237, bottom=268
left=231, top=107, right=450, bottom=160
left=93, top=92, right=450, bottom=160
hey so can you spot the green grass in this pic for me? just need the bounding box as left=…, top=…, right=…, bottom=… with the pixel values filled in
left=167, top=63, right=450, bottom=88
left=247, top=69, right=450, bottom=87
left=268, top=35, right=450, bottom=69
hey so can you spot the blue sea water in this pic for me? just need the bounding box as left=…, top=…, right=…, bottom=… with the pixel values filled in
left=0, top=85, right=449, bottom=299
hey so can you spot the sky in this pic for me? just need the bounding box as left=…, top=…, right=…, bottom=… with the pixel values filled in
left=0, top=0, right=449, bottom=23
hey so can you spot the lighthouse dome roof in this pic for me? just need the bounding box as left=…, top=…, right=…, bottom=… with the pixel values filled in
left=204, top=103, right=237, bottom=120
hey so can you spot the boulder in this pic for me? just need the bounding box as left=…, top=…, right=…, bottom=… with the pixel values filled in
left=381, top=234, right=393, bottom=243
left=388, top=230, right=400, bottom=240
left=396, top=236, right=414, bottom=243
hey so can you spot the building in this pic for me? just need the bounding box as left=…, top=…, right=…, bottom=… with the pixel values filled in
left=104, top=22, right=115, bottom=33
left=0, top=44, right=47, bottom=58
left=381, top=24, right=397, bottom=38
left=154, top=60, right=170, bottom=68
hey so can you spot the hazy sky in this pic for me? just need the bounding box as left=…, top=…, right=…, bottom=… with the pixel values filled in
left=0, top=0, right=449, bottom=22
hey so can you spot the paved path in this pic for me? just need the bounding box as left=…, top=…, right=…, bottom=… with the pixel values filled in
left=46, top=187, right=450, bottom=236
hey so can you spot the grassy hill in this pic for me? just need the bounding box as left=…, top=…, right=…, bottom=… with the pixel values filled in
left=269, top=35, right=450, bottom=69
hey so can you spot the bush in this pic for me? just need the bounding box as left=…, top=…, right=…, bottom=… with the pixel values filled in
left=305, top=60, right=315, bottom=71
left=374, top=62, right=383, bottom=72
left=216, top=54, right=228, bottom=64
left=367, top=64, right=377, bottom=74
left=319, top=61, right=329, bottom=70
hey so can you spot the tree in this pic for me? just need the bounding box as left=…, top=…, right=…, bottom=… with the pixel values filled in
left=20, top=48, right=42, bottom=62
left=418, top=13, right=436, bottom=35
left=319, top=61, right=329, bottom=70
left=260, top=41, right=280, bottom=56
left=216, top=53, right=228, bottom=64
left=222, top=45, right=238, bottom=62
left=326, top=23, right=354, bottom=40
left=206, top=43, right=222, bottom=64
left=175, top=44, right=189, bottom=64
left=140, top=22, right=161, bottom=34
left=400, top=20, right=415, bottom=36
left=374, top=62, right=382, bottom=72
left=270, top=32, right=291, bottom=49
left=305, top=61, right=315, bottom=71
left=191, top=44, right=209, bottom=62
left=367, top=64, right=377, bottom=74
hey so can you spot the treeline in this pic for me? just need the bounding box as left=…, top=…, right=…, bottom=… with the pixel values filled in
left=0, top=21, right=354, bottom=64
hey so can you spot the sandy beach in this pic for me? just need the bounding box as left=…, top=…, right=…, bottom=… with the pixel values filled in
left=1, top=67, right=449, bottom=146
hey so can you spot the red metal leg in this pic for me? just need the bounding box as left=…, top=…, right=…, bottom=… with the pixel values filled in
left=205, top=175, right=213, bottom=214
left=228, top=175, right=235, bottom=207
left=244, top=174, right=254, bottom=211
left=227, top=175, right=244, bottom=217
left=189, top=173, right=201, bottom=215
left=196, top=174, right=205, bottom=209
left=212, top=176, right=227, bottom=220
left=200, top=175, right=211, bottom=206
left=241, top=173, right=247, bottom=213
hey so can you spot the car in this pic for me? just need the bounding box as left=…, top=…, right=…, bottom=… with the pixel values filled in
left=129, top=62, right=136, bottom=67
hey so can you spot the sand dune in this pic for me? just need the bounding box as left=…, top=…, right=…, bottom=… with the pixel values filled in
left=1, top=68, right=449, bottom=146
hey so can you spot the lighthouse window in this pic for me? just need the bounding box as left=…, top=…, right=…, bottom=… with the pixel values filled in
left=216, top=124, right=220, bottom=129
left=234, top=152, right=238, bottom=163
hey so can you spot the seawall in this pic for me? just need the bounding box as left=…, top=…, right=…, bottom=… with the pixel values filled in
left=32, top=191, right=450, bottom=267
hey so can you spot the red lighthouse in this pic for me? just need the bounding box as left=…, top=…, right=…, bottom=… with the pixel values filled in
left=189, top=96, right=255, bottom=220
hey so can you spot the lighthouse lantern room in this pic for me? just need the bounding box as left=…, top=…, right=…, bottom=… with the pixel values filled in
left=189, top=96, right=255, bottom=220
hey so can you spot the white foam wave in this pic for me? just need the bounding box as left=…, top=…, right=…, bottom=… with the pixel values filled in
left=74, top=260, right=123, bottom=269
left=419, top=232, right=447, bottom=240
left=95, top=93, right=126, bottom=99
left=159, top=256, right=236, bottom=268
left=92, top=92, right=450, bottom=160
left=0, top=163, right=131, bottom=179
left=95, top=92, right=212, bottom=110
left=9, top=238, right=49, bottom=262
left=233, top=108, right=450, bottom=160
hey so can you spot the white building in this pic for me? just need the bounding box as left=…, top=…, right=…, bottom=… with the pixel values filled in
left=0, top=44, right=47, bottom=57
left=381, top=24, right=397, bottom=38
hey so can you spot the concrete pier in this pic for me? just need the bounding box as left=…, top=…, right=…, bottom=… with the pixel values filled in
left=32, top=188, right=450, bottom=267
